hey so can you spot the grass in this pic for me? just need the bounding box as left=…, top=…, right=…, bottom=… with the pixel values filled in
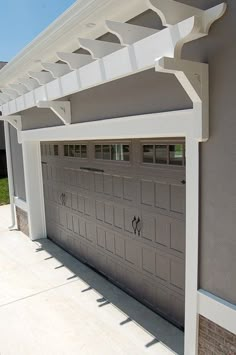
left=0, top=178, right=9, bottom=205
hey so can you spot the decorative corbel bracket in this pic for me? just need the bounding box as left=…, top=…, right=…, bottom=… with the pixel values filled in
left=37, top=100, right=71, bottom=125
left=156, top=57, right=209, bottom=141
left=0, top=115, right=22, bottom=130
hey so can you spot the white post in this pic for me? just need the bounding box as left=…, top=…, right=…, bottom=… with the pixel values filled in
left=184, top=136, right=199, bottom=355
left=22, top=141, right=46, bottom=240
left=3, top=121, right=17, bottom=229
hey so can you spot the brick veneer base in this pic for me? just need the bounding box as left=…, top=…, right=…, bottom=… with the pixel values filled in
left=198, top=315, right=236, bottom=355
left=16, top=206, right=29, bottom=236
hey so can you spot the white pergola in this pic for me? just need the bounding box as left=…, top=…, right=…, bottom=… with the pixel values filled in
left=1, top=1, right=232, bottom=355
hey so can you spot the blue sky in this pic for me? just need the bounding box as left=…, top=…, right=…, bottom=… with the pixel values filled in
left=0, top=0, right=76, bottom=62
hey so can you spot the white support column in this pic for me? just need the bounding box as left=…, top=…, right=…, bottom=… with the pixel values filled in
left=185, top=135, right=199, bottom=355
left=22, top=141, right=46, bottom=240
left=3, top=121, right=17, bottom=230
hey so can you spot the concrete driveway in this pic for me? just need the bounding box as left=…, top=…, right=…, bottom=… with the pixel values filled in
left=0, top=205, right=184, bottom=355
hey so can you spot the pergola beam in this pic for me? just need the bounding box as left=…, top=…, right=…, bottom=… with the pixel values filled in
left=18, top=78, right=39, bottom=90
left=41, top=63, right=71, bottom=79
left=57, top=52, right=93, bottom=70
left=29, top=71, right=54, bottom=85
left=78, top=38, right=123, bottom=59
left=9, top=83, right=28, bottom=95
left=105, top=20, right=158, bottom=45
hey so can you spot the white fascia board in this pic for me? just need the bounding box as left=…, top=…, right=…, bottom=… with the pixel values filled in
left=198, top=289, right=236, bottom=335
left=2, top=17, right=198, bottom=116
left=18, top=109, right=193, bottom=143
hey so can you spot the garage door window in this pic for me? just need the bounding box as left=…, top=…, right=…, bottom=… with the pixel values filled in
left=95, top=144, right=130, bottom=161
left=64, top=144, right=87, bottom=158
left=42, top=144, right=59, bottom=157
left=143, top=144, right=185, bottom=166
left=169, top=144, right=184, bottom=166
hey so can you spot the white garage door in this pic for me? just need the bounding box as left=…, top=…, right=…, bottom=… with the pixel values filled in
left=41, top=139, right=186, bottom=327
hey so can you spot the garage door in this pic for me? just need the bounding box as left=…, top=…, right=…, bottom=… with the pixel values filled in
left=41, top=139, right=186, bottom=328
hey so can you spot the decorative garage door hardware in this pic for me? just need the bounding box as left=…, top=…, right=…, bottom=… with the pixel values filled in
left=132, top=216, right=142, bottom=236
left=80, top=167, right=104, bottom=173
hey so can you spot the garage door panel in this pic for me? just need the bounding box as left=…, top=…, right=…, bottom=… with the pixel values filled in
left=123, top=177, right=135, bottom=202
left=66, top=213, right=73, bottom=231
left=113, top=175, right=123, bottom=199
left=155, top=285, right=171, bottom=316
left=155, top=182, right=169, bottom=210
left=170, top=184, right=185, bottom=215
left=85, top=197, right=95, bottom=217
left=141, top=179, right=154, bottom=206
left=156, top=215, right=170, bottom=248
left=105, top=231, right=115, bottom=254
left=142, top=247, right=156, bottom=275
left=114, top=206, right=124, bottom=229
left=125, top=239, right=141, bottom=267
left=170, top=258, right=185, bottom=291
left=141, top=214, right=155, bottom=242
left=104, top=203, right=113, bottom=225
left=104, top=174, right=113, bottom=195
left=86, top=222, right=96, bottom=243
left=59, top=207, right=67, bottom=227
left=123, top=269, right=142, bottom=297
left=170, top=219, right=185, bottom=254
left=72, top=215, right=79, bottom=234
left=94, top=173, right=104, bottom=193
left=71, top=194, right=78, bottom=211
left=95, top=201, right=104, bottom=222
left=79, top=218, right=86, bottom=239
left=78, top=195, right=85, bottom=213
left=169, top=294, right=185, bottom=326
left=114, top=235, right=125, bottom=259
left=97, top=226, right=106, bottom=249
left=156, top=252, right=170, bottom=282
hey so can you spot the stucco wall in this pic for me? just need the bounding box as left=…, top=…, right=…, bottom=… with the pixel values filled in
left=9, top=125, right=26, bottom=201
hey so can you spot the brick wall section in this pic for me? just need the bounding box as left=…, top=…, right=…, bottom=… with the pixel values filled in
left=198, top=315, right=236, bottom=355
left=16, top=206, right=29, bottom=236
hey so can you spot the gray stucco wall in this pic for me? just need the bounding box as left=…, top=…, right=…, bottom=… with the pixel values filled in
left=9, top=125, right=26, bottom=201
left=180, top=0, right=236, bottom=305
left=11, top=1, right=236, bottom=304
